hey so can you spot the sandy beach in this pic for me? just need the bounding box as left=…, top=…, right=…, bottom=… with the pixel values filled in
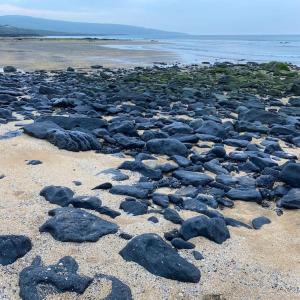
left=0, top=62, right=300, bottom=300
left=0, top=38, right=177, bottom=71
left=0, top=119, right=299, bottom=300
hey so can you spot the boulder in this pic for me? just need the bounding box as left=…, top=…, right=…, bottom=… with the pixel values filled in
left=119, top=233, right=200, bottom=283
left=180, top=215, right=230, bottom=244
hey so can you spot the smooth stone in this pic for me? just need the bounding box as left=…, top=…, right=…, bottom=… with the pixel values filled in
left=252, top=216, right=271, bottom=229
left=192, top=250, right=204, bottom=260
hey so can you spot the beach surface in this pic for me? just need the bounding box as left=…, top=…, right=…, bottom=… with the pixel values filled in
left=0, top=121, right=299, bottom=300
left=0, top=38, right=177, bottom=71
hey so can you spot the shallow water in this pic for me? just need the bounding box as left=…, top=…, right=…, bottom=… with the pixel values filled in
left=100, top=35, right=300, bottom=65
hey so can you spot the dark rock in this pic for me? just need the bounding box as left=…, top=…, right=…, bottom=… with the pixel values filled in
left=164, top=229, right=181, bottom=241
left=3, top=66, right=17, bottom=72
left=119, top=233, right=201, bottom=283
left=226, top=188, right=262, bottom=202
left=183, top=198, right=207, bottom=212
left=252, top=216, right=271, bottom=229
left=280, top=163, right=300, bottom=188
left=119, top=233, right=134, bottom=240
left=119, top=161, right=162, bottom=180
left=163, top=208, right=183, bottom=224
left=249, top=156, right=278, bottom=171
left=19, top=256, right=93, bottom=300
left=180, top=215, right=230, bottom=244
left=92, top=182, right=113, bottom=190
left=171, top=155, right=191, bottom=167
left=95, top=274, right=133, bottom=300
left=110, top=185, right=150, bottom=199
left=277, top=188, right=300, bottom=209
left=40, top=186, right=74, bottom=206
left=70, top=196, right=103, bottom=212
left=148, top=216, right=159, bottom=223
left=0, top=235, right=32, bottom=266
left=225, top=217, right=252, bottom=229
left=173, top=170, right=213, bottom=186
left=192, top=250, right=204, bottom=260
left=171, top=238, right=195, bottom=249
left=39, top=207, right=118, bottom=242
left=146, top=138, right=188, bottom=157
left=239, top=109, right=286, bottom=125
left=196, top=120, right=227, bottom=138
left=120, top=199, right=148, bottom=215
left=152, top=193, right=169, bottom=208
left=26, top=160, right=42, bottom=165
left=113, top=133, right=145, bottom=149
left=46, top=129, right=101, bottom=152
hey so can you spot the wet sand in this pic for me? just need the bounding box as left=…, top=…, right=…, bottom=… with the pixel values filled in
left=0, top=121, right=299, bottom=300
left=0, top=38, right=177, bottom=71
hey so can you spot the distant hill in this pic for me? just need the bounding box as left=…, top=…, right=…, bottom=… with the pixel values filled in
left=0, top=25, right=67, bottom=37
left=0, top=15, right=186, bottom=37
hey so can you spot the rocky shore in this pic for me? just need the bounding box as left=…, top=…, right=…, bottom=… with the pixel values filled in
left=0, top=61, right=300, bottom=299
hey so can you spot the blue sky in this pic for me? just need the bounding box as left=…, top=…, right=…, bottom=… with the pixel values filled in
left=0, top=0, right=299, bottom=34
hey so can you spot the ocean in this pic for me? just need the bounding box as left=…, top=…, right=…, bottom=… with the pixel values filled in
left=99, top=35, right=300, bottom=66
left=47, top=34, right=300, bottom=66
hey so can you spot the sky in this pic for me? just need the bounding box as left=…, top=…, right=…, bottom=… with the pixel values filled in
left=0, top=0, right=299, bottom=35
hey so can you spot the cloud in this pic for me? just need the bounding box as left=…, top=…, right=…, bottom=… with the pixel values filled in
left=0, top=4, right=106, bottom=20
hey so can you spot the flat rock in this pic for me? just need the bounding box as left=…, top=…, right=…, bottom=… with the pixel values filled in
left=39, top=207, right=118, bottom=242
